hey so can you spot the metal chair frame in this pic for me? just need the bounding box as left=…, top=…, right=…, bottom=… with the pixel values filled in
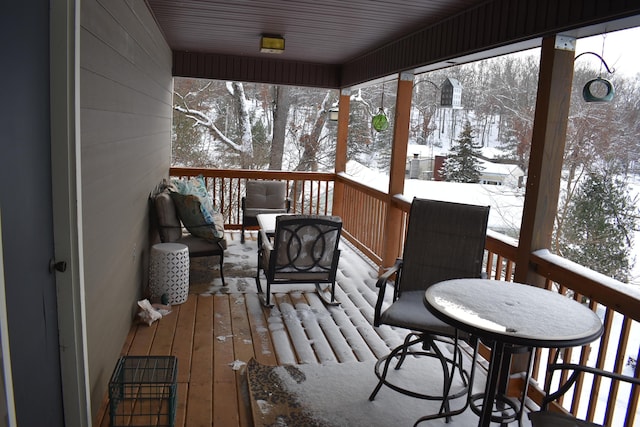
left=529, top=354, right=640, bottom=427
left=370, top=198, right=490, bottom=424
left=255, top=215, right=342, bottom=307
left=241, top=180, right=290, bottom=244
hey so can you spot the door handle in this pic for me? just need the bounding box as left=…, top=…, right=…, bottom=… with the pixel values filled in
left=49, top=259, right=67, bottom=273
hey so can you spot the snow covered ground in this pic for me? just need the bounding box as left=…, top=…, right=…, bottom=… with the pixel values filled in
left=347, top=156, right=640, bottom=283
left=347, top=159, right=523, bottom=236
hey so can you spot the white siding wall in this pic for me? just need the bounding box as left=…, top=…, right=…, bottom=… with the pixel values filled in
left=80, top=0, right=172, bottom=417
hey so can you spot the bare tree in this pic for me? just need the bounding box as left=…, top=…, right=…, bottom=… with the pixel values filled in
left=294, top=92, right=333, bottom=171
left=270, top=86, right=290, bottom=170
left=174, top=81, right=255, bottom=167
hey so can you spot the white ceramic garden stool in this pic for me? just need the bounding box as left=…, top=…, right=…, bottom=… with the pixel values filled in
left=149, top=242, right=190, bottom=305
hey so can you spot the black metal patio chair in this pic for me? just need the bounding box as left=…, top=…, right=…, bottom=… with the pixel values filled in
left=369, top=198, right=490, bottom=424
left=241, top=180, right=290, bottom=244
left=529, top=361, right=640, bottom=427
left=255, top=215, right=342, bottom=307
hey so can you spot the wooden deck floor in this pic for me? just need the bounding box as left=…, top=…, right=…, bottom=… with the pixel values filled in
left=94, top=232, right=522, bottom=427
left=95, top=232, right=403, bottom=427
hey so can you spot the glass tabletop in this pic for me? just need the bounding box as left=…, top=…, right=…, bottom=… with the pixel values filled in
left=424, top=278, right=603, bottom=348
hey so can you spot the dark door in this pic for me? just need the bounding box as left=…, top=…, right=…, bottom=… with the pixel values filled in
left=0, top=2, right=65, bottom=425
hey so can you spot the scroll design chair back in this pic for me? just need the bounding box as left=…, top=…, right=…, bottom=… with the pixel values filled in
left=151, top=191, right=227, bottom=285
left=529, top=361, right=640, bottom=427
left=255, top=215, right=342, bottom=307
left=241, top=180, right=290, bottom=243
left=370, top=198, right=489, bottom=423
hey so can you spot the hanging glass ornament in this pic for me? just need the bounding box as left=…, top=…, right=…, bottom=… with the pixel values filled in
left=372, top=82, right=390, bottom=132
left=372, top=108, right=389, bottom=132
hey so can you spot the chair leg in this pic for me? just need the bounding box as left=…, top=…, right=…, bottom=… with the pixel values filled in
left=428, top=336, right=455, bottom=420
left=415, top=338, right=478, bottom=427
left=370, top=334, right=464, bottom=401
left=263, top=282, right=273, bottom=307
left=255, top=272, right=273, bottom=308
left=315, top=282, right=340, bottom=306
left=369, top=337, right=416, bottom=401
left=254, top=275, right=263, bottom=293
left=412, top=334, right=472, bottom=426
left=394, top=333, right=419, bottom=370
left=255, top=249, right=264, bottom=294
left=218, top=253, right=225, bottom=286
left=371, top=333, right=470, bottom=423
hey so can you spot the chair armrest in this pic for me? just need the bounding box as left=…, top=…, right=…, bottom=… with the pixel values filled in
left=375, top=259, right=403, bottom=288
left=259, top=228, right=273, bottom=252
left=542, top=363, right=640, bottom=408
left=373, top=258, right=403, bottom=327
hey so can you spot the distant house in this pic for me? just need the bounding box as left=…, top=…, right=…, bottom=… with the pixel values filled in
left=477, top=158, right=525, bottom=187
left=405, top=145, right=525, bottom=187
left=477, top=147, right=525, bottom=187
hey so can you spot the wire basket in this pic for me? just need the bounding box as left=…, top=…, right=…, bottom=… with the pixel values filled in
left=109, top=356, right=178, bottom=427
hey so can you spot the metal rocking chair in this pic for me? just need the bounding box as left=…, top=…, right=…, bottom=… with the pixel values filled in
left=255, top=215, right=342, bottom=307
left=370, top=198, right=490, bottom=424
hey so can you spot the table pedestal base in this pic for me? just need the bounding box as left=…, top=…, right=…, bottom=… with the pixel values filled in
left=468, top=338, right=533, bottom=427
left=469, top=393, right=521, bottom=425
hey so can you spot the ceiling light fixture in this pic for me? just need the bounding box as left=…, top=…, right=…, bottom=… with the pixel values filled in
left=260, top=34, right=285, bottom=54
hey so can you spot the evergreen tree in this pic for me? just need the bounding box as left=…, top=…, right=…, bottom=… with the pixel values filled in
left=441, top=121, right=484, bottom=183
left=558, top=172, right=638, bottom=282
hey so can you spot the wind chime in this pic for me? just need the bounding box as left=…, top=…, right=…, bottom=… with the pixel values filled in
left=372, top=83, right=390, bottom=132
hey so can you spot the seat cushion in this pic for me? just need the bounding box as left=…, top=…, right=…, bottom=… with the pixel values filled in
left=177, top=234, right=226, bottom=256
left=245, top=181, right=287, bottom=210
left=528, top=411, right=601, bottom=427
left=380, top=290, right=463, bottom=337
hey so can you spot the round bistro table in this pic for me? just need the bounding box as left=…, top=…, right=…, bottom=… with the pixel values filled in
left=424, top=278, right=603, bottom=427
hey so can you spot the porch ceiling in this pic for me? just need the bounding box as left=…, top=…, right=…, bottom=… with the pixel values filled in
left=146, top=0, right=483, bottom=65
left=147, top=1, right=640, bottom=87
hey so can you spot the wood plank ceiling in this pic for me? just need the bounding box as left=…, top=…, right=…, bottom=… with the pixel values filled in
left=146, top=0, right=640, bottom=88
left=146, top=0, right=482, bottom=65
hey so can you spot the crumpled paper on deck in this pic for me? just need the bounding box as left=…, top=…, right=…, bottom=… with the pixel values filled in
left=137, top=299, right=171, bottom=326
